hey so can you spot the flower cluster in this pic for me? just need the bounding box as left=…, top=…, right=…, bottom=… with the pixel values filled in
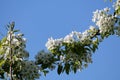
left=46, top=26, right=98, bottom=52
left=0, top=24, right=31, bottom=79
left=45, top=26, right=99, bottom=73
left=0, top=31, right=29, bottom=60
left=113, top=0, right=120, bottom=11
left=7, top=32, right=26, bottom=48
left=92, top=7, right=116, bottom=35
left=20, top=61, right=40, bottom=80
left=45, top=37, right=63, bottom=51
left=63, top=31, right=82, bottom=43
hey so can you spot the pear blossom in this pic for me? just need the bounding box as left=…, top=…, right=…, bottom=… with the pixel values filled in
left=45, top=37, right=63, bottom=51
left=1, top=29, right=28, bottom=61
left=60, top=55, right=65, bottom=61
left=22, top=38, right=27, bottom=42
left=63, top=31, right=82, bottom=43
left=17, top=33, right=24, bottom=37
left=89, top=26, right=97, bottom=31
left=92, top=7, right=116, bottom=34
left=63, top=34, right=74, bottom=43
left=103, top=7, right=110, bottom=12
left=113, top=0, right=120, bottom=10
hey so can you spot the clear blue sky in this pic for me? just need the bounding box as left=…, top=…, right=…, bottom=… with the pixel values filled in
left=0, top=0, right=120, bottom=80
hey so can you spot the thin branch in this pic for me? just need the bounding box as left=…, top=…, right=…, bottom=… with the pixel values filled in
left=9, top=25, right=13, bottom=80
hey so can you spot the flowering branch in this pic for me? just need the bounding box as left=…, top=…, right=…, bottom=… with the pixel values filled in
left=0, top=0, right=120, bottom=79
left=44, top=0, right=120, bottom=75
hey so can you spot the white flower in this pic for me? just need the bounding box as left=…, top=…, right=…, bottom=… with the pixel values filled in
left=103, top=7, right=110, bottom=12
left=17, top=33, right=23, bottom=37
left=92, top=9, right=99, bottom=22
left=45, top=37, right=55, bottom=50
left=90, top=26, right=96, bottom=31
left=113, top=0, right=120, bottom=10
left=72, top=31, right=82, bottom=40
left=22, top=38, right=27, bottom=42
left=63, top=31, right=82, bottom=43
left=64, top=34, right=74, bottom=43
left=60, top=55, right=65, bottom=61
left=92, top=8, right=116, bottom=34
left=89, top=26, right=98, bottom=37
left=81, top=30, right=89, bottom=39
left=12, top=38, right=19, bottom=45
left=7, top=32, right=15, bottom=41
left=46, top=37, right=63, bottom=50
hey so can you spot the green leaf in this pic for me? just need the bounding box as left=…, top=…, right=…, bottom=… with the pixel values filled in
left=85, top=47, right=91, bottom=53
left=1, top=37, right=7, bottom=43
left=75, top=61, right=80, bottom=65
left=0, top=59, right=5, bottom=67
left=104, top=0, right=112, bottom=2
left=0, top=49, right=5, bottom=55
left=57, top=64, right=63, bottom=75
left=92, top=43, right=98, bottom=53
left=101, top=33, right=105, bottom=39
left=43, top=70, right=49, bottom=76
left=73, top=66, right=77, bottom=73
left=115, top=6, right=120, bottom=15
left=84, top=64, right=88, bottom=68
left=0, top=72, right=5, bottom=79
left=65, top=63, right=70, bottom=75
left=13, top=30, right=20, bottom=33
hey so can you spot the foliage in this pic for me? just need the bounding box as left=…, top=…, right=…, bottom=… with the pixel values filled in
left=0, top=0, right=120, bottom=80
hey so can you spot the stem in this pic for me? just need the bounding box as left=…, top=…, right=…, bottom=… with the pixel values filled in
left=9, top=30, right=13, bottom=80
